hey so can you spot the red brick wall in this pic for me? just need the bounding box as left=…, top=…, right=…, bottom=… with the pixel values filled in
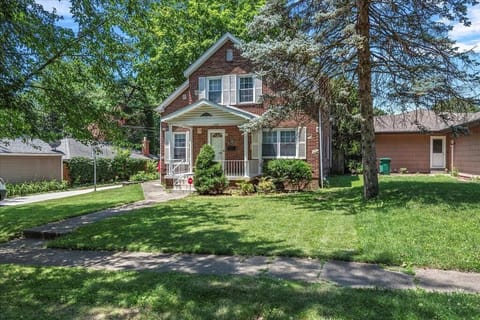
left=453, top=125, right=480, bottom=175
left=376, top=133, right=450, bottom=173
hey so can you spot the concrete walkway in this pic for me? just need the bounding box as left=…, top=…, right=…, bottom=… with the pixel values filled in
left=0, top=185, right=122, bottom=206
left=0, top=181, right=479, bottom=293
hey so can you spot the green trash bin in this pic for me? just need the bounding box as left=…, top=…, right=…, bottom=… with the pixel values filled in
left=379, top=158, right=391, bottom=175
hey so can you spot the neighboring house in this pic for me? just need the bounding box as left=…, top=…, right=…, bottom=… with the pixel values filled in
left=0, top=139, right=63, bottom=183
left=57, top=137, right=155, bottom=161
left=156, top=33, right=331, bottom=188
left=375, top=110, right=480, bottom=176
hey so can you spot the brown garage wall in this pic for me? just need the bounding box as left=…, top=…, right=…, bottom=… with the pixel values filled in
left=376, top=133, right=446, bottom=173
left=0, top=155, right=63, bottom=183
left=453, top=125, right=480, bottom=176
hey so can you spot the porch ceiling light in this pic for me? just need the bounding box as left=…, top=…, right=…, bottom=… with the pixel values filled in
left=200, top=112, right=212, bottom=117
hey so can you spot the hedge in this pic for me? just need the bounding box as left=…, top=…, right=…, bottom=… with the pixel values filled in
left=66, top=156, right=154, bottom=185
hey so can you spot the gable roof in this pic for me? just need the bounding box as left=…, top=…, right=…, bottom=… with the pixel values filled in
left=0, top=138, right=62, bottom=156
left=183, top=33, right=242, bottom=78
left=162, top=99, right=258, bottom=126
left=374, top=110, right=480, bottom=133
left=57, top=138, right=152, bottom=160
left=156, top=81, right=189, bottom=113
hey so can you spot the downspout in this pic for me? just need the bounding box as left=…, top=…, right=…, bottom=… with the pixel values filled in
left=159, top=116, right=162, bottom=184
left=319, top=106, right=324, bottom=188
left=450, top=138, right=454, bottom=173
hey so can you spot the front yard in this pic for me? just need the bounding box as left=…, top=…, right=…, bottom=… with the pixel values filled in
left=0, top=184, right=144, bottom=243
left=1, top=264, right=479, bottom=319
left=49, top=175, right=480, bottom=272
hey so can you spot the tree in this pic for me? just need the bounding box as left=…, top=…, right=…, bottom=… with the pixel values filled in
left=242, top=0, right=480, bottom=199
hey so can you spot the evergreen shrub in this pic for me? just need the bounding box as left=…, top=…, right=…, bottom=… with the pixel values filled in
left=264, top=159, right=312, bottom=191
left=194, top=144, right=228, bottom=195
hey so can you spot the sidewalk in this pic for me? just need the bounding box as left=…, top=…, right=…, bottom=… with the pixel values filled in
left=0, top=181, right=479, bottom=293
left=0, top=185, right=122, bottom=206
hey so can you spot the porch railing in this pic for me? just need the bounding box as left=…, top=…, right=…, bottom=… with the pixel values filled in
left=165, top=160, right=261, bottom=178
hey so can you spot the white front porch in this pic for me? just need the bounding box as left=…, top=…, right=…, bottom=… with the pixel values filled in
left=165, top=159, right=261, bottom=180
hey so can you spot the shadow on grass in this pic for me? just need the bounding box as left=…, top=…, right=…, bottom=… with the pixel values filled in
left=273, top=176, right=480, bottom=215
left=1, top=265, right=478, bottom=319
left=49, top=200, right=304, bottom=257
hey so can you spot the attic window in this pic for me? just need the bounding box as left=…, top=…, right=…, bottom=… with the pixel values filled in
left=226, top=49, right=233, bottom=62
left=200, top=112, right=212, bottom=117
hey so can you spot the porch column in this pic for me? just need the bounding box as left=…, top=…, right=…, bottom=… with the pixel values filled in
left=257, top=130, right=263, bottom=174
left=190, top=127, right=193, bottom=173
left=244, top=133, right=248, bottom=177
left=168, top=124, right=173, bottom=175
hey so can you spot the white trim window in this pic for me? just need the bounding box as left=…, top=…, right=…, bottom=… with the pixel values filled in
left=262, top=128, right=305, bottom=159
left=239, top=76, right=254, bottom=103
left=207, top=78, right=222, bottom=103
left=173, top=132, right=187, bottom=161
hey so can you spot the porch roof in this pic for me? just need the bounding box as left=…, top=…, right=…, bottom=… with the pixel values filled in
left=161, top=99, right=258, bottom=126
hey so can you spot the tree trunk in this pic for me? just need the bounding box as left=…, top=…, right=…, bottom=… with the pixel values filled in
left=356, top=0, right=379, bottom=199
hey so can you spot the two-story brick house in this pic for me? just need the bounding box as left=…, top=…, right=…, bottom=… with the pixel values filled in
left=156, top=33, right=331, bottom=188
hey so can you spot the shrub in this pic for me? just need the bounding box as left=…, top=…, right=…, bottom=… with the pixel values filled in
left=451, top=167, right=459, bottom=177
left=236, top=180, right=255, bottom=195
left=194, top=145, right=228, bottom=195
left=66, top=155, right=149, bottom=185
left=256, top=177, right=275, bottom=194
left=6, top=180, right=69, bottom=197
left=264, top=159, right=312, bottom=191
left=129, top=171, right=159, bottom=182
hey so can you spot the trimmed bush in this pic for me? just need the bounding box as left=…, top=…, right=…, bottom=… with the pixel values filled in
left=194, top=145, right=228, bottom=195
left=6, top=180, right=69, bottom=197
left=66, top=155, right=150, bottom=185
left=129, top=171, right=159, bottom=182
left=264, top=159, right=312, bottom=191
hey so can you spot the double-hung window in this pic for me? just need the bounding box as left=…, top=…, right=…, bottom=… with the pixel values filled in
left=262, top=129, right=297, bottom=158
left=239, top=76, right=254, bottom=103
left=208, top=78, right=222, bottom=103
left=173, top=133, right=187, bottom=161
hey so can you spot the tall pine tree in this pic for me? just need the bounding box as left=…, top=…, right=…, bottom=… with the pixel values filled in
left=242, top=0, right=480, bottom=199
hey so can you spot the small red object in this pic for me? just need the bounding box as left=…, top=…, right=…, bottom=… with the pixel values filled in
left=187, top=177, right=193, bottom=185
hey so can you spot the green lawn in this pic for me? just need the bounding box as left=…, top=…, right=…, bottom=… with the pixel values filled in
left=1, top=264, right=479, bottom=320
left=0, top=185, right=144, bottom=242
left=49, top=175, right=480, bottom=271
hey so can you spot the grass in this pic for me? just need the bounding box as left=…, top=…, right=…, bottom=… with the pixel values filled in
left=1, top=264, right=479, bottom=320
left=49, top=175, right=480, bottom=271
left=0, top=184, right=144, bottom=242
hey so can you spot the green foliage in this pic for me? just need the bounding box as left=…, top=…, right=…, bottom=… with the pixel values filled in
left=129, top=171, right=159, bottom=182
left=236, top=180, right=255, bottom=195
left=145, top=160, right=158, bottom=174
left=451, top=167, right=459, bottom=177
left=256, top=177, right=275, bottom=194
left=194, top=145, right=228, bottom=195
left=264, top=159, right=312, bottom=191
left=66, top=155, right=148, bottom=185
left=347, top=160, right=363, bottom=175
left=6, top=180, right=69, bottom=197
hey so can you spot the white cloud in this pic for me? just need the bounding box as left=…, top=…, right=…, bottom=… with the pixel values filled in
left=449, top=5, right=480, bottom=52
left=35, top=0, right=72, bottom=17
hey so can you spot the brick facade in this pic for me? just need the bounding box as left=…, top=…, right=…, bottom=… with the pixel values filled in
left=159, top=36, right=330, bottom=184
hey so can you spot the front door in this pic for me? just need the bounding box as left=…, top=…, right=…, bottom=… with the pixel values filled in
left=431, top=136, right=446, bottom=169
left=208, top=129, right=225, bottom=162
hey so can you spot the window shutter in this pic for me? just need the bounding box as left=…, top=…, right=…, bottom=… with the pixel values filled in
left=251, top=130, right=259, bottom=159
left=229, top=74, right=237, bottom=105
left=198, top=77, right=206, bottom=100
left=297, top=127, right=307, bottom=159
left=254, top=76, right=262, bottom=103
left=222, top=75, right=230, bottom=105
left=185, top=130, right=190, bottom=163
left=164, top=130, right=171, bottom=161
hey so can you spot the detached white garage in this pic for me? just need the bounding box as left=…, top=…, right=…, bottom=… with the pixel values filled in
left=0, top=139, right=63, bottom=183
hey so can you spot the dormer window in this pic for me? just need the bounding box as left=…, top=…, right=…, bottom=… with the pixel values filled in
left=208, top=78, right=222, bottom=103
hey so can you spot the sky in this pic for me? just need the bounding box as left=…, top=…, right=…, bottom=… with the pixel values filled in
left=36, top=0, right=480, bottom=53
